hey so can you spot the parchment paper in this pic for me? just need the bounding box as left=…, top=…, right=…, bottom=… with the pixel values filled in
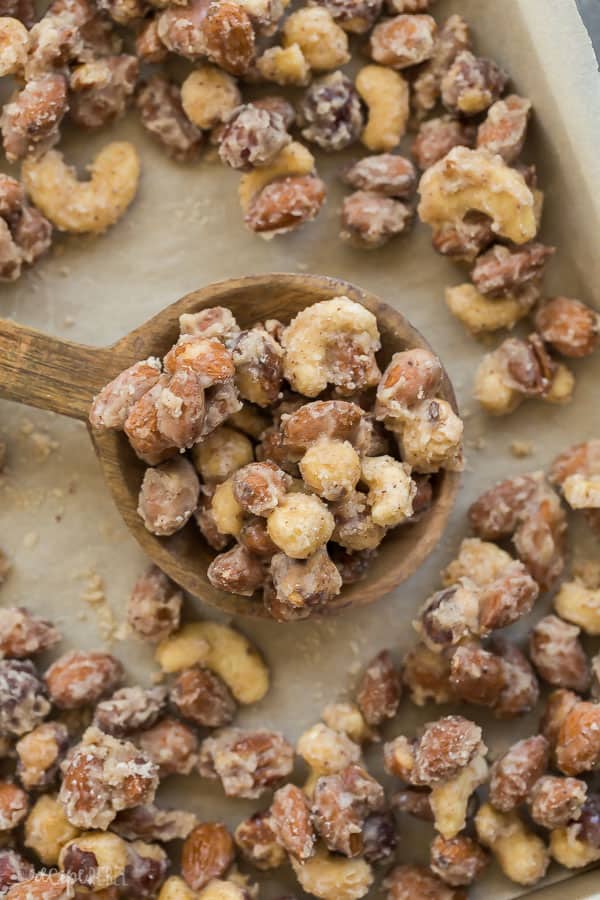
left=1, top=0, right=600, bottom=897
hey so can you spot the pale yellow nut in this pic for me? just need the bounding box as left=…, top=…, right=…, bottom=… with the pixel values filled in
left=430, top=752, right=488, bottom=840
left=356, top=65, right=409, bottom=153
left=399, top=399, right=464, bottom=472
left=474, top=353, right=522, bottom=416
left=554, top=580, right=600, bottom=636
left=475, top=802, right=550, bottom=886
left=256, top=43, right=310, bottom=86
left=282, top=7, right=349, bottom=71
left=22, top=142, right=140, bottom=234
left=211, top=478, right=244, bottom=536
left=442, top=537, right=513, bottom=588
left=562, top=473, right=600, bottom=509
left=238, top=141, right=314, bottom=211
left=297, top=722, right=361, bottom=774
left=544, top=363, right=575, bottom=405
left=0, top=16, right=29, bottom=76
left=181, top=65, right=241, bottom=130
left=445, top=283, right=528, bottom=334
left=159, top=877, right=199, bottom=900
left=24, top=794, right=80, bottom=866
left=418, top=147, right=537, bottom=246
left=291, top=845, right=373, bottom=900
left=155, top=621, right=269, bottom=704
left=267, top=492, right=334, bottom=558
left=191, top=426, right=253, bottom=483
left=59, top=831, right=128, bottom=889
left=198, top=880, right=247, bottom=900
left=321, top=702, right=372, bottom=744
left=361, top=454, right=415, bottom=527
left=299, top=437, right=361, bottom=501
left=228, top=404, right=270, bottom=439
left=550, top=825, right=600, bottom=869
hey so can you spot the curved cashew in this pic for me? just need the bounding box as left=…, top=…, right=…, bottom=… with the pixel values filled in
left=475, top=802, right=549, bottom=886
left=356, top=65, right=409, bottom=152
left=238, top=141, right=314, bottom=211
left=291, top=845, right=373, bottom=900
left=445, top=283, right=531, bottom=334
left=550, top=825, right=600, bottom=868
left=22, top=142, right=140, bottom=234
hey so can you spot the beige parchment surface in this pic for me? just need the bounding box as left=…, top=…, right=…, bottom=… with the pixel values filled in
left=1, top=0, right=600, bottom=897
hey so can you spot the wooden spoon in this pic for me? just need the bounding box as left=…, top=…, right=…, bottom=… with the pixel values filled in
left=0, top=273, right=460, bottom=618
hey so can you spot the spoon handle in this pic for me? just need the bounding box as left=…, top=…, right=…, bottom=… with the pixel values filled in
left=0, top=318, right=120, bottom=421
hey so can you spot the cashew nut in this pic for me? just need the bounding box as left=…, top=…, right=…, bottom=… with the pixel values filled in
left=445, top=283, right=532, bottom=334
left=297, top=722, right=361, bottom=775
left=475, top=802, right=549, bottom=886
left=291, top=845, right=374, bottom=900
left=550, top=824, right=600, bottom=869
left=282, top=7, right=349, bottom=72
left=361, top=455, right=415, bottom=527
left=181, top=65, right=241, bottom=130
left=256, top=43, right=310, bottom=86
left=238, top=141, right=314, bottom=211
left=0, top=16, right=29, bottom=77
left=554, top=580, right=600, bottom=636
left=430, top=751, right=488, bottom=840
left=356, top=65, right=409, bottom=152
left=22, top=142, right=140, bottom=234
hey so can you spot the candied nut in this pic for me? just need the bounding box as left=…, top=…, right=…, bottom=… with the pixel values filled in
left=207, top=543, right=265, bottom=596
left=283, top=399, right=363, bottom=449
left=239, top=517, right=277, bottom=558
left=442, top=537, right=512, bottom=588
left=402, top=642, right=453, bottom=706
left=550, top=821, right=600, bottom=869
left=445, top=282, right=533, bottom=334
left=269, top=549, right=342, bottom=616
left=331, top=547, right=378, bottom=585
left=180, top=308, right=241, bottom=347
left=219, top=105, right=291, bottom=171
left=450, top=640, right=539, bottom=718
left=59, top=831, right=128, bottom=891
left=555, top=700, right=600, bottom=775
left=356, top=65, right=409, bottom=153
left=156, top=0, right=210, bottom=58
left=267, top=493, right=334, bottom=559
left=16, top=721, right=69, bottom=790
left=529, top=775, right=587, bottom=830
left=45, top=650, right=123, bottom=710
left=232, top=328, right=284, bottom=406
left=128, top=566, right=182, bottom=643
left=397, top=399, right=464, bottom=473
left=153, top=369, right=207, bottom=450
left=0, top=17, right=29, bottom=76
left=415, top=716, right=484, bottom=784
left=384, top=864, right=461, bottom=900
left=370, top=14, right=436, bottom=69
left=535, top=297, right=600, bottom=358
left=475, top=803, right=549, bottom=886
left=192, top=427, right=253, bottom=485
left=529, top=615, right=590, bottom=692
left=256, top=43, right=310, bottom=87
left=321, top=702, right=371, bottom=745
left=232, top=462, right=290, bottom=516
left=441, top=50, right=507, bottom=116
left=489, top=735, right=549, bottom=812
left=1, top=74, right=68, bottom=163
left=0, top=849, right=34, bottom=892
left=171, top=667, right=236, bottom=728
left=0, top=607, right=60, bottom=658
left=136, top=717, right=199, bottom=777
left=5, top=874, right=76, bottom=898
left=24, top=794, right=79, bottom=866
left=158, top=877, right=198, bottom=900
left=471, top=243, right=555, bottom=298
left=297, top=723, right=360, bottom=775
left=0, top=781, right=28, bottom=830
left=112, top=804, right=197, bottom=842
left=124, top=839, right=169, bottom=898
left=138, top=457, right=200, bottom=537
left=391, top=787, right=433, bottom=822
left=356, top=650, right=401, bottom=727
left=361, top=455, right=415, bottom=526
left=540, top=688, right=579, bottom=750
left=312, top=764, right=384, bottom=857
left=432, top=754, right=489, bottom=842
left=554, top=579, right=600, bottom=636
left=415, top=580, right=480, bottom=650
left=136, top=16, right=168, bottom=63
left=376, top=349, right=443, bottom=421
left=211, top=479, right=244, bottom=538
left=137, top=75, right=203, bottom=162
left=431, top=212, right=494, bottom=263
left=579, top=793, right=600, bottom=848
left=155, top=621, right=269, bottom=704
left=361, top=810, right=396, bottom=865
left=300, top=437, right=361, bottom=500
left=299, top=71, right=363, bottom=152
left=245, top=174, right=326, bottom=237
left=344, top=154, right=416, bottom=199
left=341, top=191, right=413, bottom=249
left=239, top=141, right=314, bottom=211
left=234, top=812, right=285, bottom=870
left=203, top=0, right=255, bottom=76
left=0, top=659, right=50, bottom=737
left=477, top=95, right=532, bottom=163
left=430, top=834, right=488, bottom=887
left=477, top=560, right=539, bottom=633
left=59, top=726, right=159, bottom=830
left=314, top=0, right=382, bottom=34
left=69, top=54, right=138, bottom=129
left=181, top=823, right=235, bottom=891
left=418, top=147, right=537, bottom=246
left=383, top=734, right=417, bottom=782
left=412, top=116, right=474, bottom=170
left=181, top=65, right=241, bottom=130
left=22, top=142, right=139, bottom=234
left=270, top=783, right=316, bottom=860
left=283, top=7, right=349, bottom=71
left=199, top=728, right=293, bottom=799
left=122, top=376, right=177, bottom=466
left=89, top=358, right=162, bottom=431
left=290, top=845, right=373, bottom=900
left=93, top=686, right=167, bottom=737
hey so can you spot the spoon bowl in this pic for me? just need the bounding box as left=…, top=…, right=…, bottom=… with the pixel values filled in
left=0, top=273, right=460, bottom=618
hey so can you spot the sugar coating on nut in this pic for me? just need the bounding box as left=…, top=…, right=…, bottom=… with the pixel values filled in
left=138, top=457, right=200, bottom=537
left=475, top=803, right=549, bottom=886
left=45, top=650, right=123, bottom=709
left=297, top=722, right=361, bottom=775
left=199, top=727, right=293, bottom=799
left=299, top=71, right=363, bottom=152
left=384, top=863, right=461, bottom=900
left=441, top=50, right=507, bottom=116
left=412, top=13, right=470, bottom=116
left=356, top=65, right=409, bottom=153
left=267, top=492, right=334, bottom=559
left=181, top=64, right=241, bottom=130
left=282, top=7, right=350, bottom=71
left=528, top=615, right=590, bottom=692
left=530, top=775, right=588, bottom=830
left=489, top=735, right=549, bottom=812
left=291, top=844, right=374, bottom=900
left=369, top=14, right=437, bottom=69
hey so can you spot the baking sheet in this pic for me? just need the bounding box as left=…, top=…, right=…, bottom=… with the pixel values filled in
left=1, top=0, right=600, bottom=897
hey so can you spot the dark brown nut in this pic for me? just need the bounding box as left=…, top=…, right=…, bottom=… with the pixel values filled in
left=412, top=13, right=469, bottom=116
left=579, top=794, right=600, bottom=848
left=219, top=104, right=291, bottom=170
left=136, top=16, right=168, bottom=63
left=376, top=349, right=443, bottom=420
left=283, top=400, right=363, bottom=450
left=45, top=650, right=123, bottom=710
left=16, top=721, right=69, bottom=790
left=93, top=686, right=168, bottom=737
left=550, top=439, right=600, bottom=489
left=344, top=154, right=416, bottom=198
left=251, top=96, right=296, bottom=129
left=269, top=549, right=343, bottom=615
left=69, top=54, right=138, bottom=129
left=402, top=642, right=453, bottom=706
left=362, top=810, right=397, bottom=864
left=198, top=727, right=294, bottom=799
left=431, top=213, right=494, bottom=263
left=0, top=849, right=35, bottom=892
left=239, top=517, right=277, bottom=558
left=203, top=0, right=255, bottom=75
left=0, top=781, right=28, bottom=830
left=232, top=328, right=284, bottom=407
left=385, top=864, right=463, bottom=900
left=415, top=581, right=480, bottom=650
left=340, top=191, right=413, bottom=249
left=136, top=75, right=203, bottom=162
left=540, top=688, right=579, bottom=749
left=331, top=547, right=377, bottom=585
left=112, top=804, right=197, bottom=842
left=529, top=776, right=587, bottom=830
left=245, top=174, right=327, bottom=236
left=0, top=659, right=51, bottom=737
left=489, top=735, right=549, bottom=812
left=441, top=50, right=507, bottom=116
left=356, top=650, right=401, bottom=727
left=127, top=566, right=182, bottom=643
left=207, top=543, right=265, bottom=597
left=415, top=716, right=483, bottom=784
left=137, top=457, right=200, bottom=537
left=313, top=0, right=382, bottom=34
left=430, top=834, right=489, bottom=887
left=555, top=701, right=600, bottom=776
left=5, top=874, right=75, bottom=899
left=123, top=375, right=177, bottom=466
left=136, top=717, right=199, bottom=777
left=449, top=644, right=504, bottom=710
left=234, top=811, right=286, bottom=870
left=232, top=461, right=290, bottom=516
left=256, top=427, right=299, bottom=476
left=1, top=74, right=68, bottom=163
left=535, top=297, right=600, bottom=358
left=181, top=822, right=235, bottom=891
left=154, top=369, right=206, bottom=450
left=477, top=95, right=532, bottom=163
left=529, top=615, right=590, bottom=692
left=299, top=71, right=363, bottom=152
left=165, top=336, right=235, bottom=385
left=492, top=637, right=540, bottom=718
left=411, top=116, right=474, bottom=170
left=59, top=726, right=159, bottom=830
left=270, top=783, right=316, bottom=860
left=0, top=607, right=60, bottom=658
left=370, top=14, right=436, bottom=69
left=391, top=787, right=434, bottom=822
left=477, top=560, right=539, bottom=633
left=312, top=764, right=385, bottom=857
left=170, top=666, right=236, bottom=728
left=89, top=358, right=162, bottom=430
left=471, top=243, right=555, bottom=298
left=203, top=381, right=242, bottom=441
left=124, top=840, right=169, bottom=898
